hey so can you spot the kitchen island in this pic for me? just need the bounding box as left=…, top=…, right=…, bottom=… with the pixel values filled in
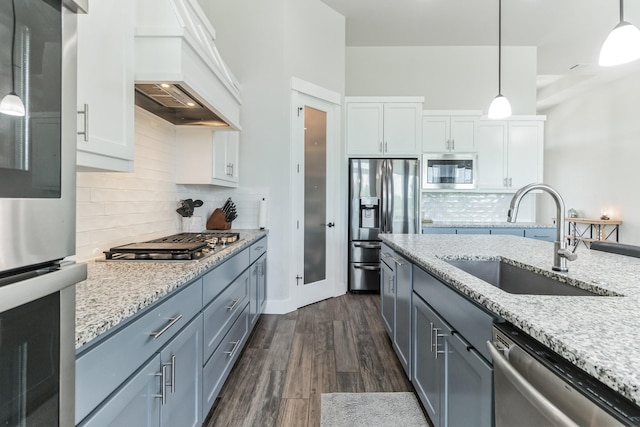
left=381, top=233, right=640, bottom=406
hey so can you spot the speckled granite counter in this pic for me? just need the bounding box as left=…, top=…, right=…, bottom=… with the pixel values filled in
left=421, top=221, right=555, bottom=228
left=75, top=230, right=267, bottom=351
left=380, top=233, right=640, bottom=406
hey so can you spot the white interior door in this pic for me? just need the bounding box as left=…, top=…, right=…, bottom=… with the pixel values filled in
left=292, top=90, right=341, bottom=308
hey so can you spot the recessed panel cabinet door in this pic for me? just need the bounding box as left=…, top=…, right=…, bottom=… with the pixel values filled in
left=160, top=316, right=203, bottom=427
left=380, top=259, right=395, bottom=337
left=445, top=332, right=493, bottom=427
left=412, top=295, right=445, bottom=427
left=79, top=355, right=161, bottom=427
left=76, top=0, right=134, bottom=172
left=346, top=103, right=384, bottom=155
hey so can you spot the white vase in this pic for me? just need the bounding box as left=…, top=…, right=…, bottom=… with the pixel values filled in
left=181, top=216, right=202, bottom=232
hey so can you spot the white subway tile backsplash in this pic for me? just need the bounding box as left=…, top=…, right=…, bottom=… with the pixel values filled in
left=75, top=109, right=267, bottom=261
left=421, top=192, right=536, bottom=223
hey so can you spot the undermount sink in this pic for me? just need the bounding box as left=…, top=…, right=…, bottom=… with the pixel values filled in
left=446, top=260, right=602, bottom=296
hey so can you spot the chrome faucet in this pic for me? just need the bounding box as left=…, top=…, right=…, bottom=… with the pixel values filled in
left=507, top=183, right=577, bottom=272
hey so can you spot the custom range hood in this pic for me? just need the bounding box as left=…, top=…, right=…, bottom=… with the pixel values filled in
left=134, top=0, right=241, bottom=129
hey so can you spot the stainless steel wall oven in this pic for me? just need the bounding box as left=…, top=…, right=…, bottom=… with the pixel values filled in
left=0, top=1, right=87, bottom=426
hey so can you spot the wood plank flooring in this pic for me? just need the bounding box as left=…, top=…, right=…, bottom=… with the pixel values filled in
left=204, top=293, right=415, bottom=427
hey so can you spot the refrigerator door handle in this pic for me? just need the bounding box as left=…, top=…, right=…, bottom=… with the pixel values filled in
left=380, top=159, right=387, bottom=233
left=387, top=158, right=392, bottom=233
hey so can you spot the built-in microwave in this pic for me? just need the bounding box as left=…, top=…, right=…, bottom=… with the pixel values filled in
left=422, top=153, right=477, bottom=190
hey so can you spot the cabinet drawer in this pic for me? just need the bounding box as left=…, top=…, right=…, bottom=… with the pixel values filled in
left=76, top=279, right=202, bottom=423
left=524, top=228, right=555, bottom=242
left=413, top=266, right=496, bottom=361
left=203, top=269, right=250, bottom=363
left=249, top=237, right=267, bottom=264
left=202, top=304, right=249, bottom=413
left=203, top=247, right=250, bottom=305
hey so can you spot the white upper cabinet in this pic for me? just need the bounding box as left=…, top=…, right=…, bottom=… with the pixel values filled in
left=477, top=118, right=544, bottom=191
left=346, top=97, right=423, bottom=156
left=76, top=0, right=135, bottom=172
left=175, top=128, right=239, bottom=187
left=422, top=111, right=479, bottom=153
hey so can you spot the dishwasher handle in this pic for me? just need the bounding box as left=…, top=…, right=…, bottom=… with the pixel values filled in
left=487, top=341, right=580, bottom=427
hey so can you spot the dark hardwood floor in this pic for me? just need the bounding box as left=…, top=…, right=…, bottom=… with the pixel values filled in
left=205, top=293, right=414, bottom=427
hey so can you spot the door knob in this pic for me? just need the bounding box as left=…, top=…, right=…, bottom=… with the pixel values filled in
left=326, top=222, right=335, bottom=228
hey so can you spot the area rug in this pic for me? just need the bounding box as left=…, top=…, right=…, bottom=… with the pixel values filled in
left=320, top=392, right=429, bottom=427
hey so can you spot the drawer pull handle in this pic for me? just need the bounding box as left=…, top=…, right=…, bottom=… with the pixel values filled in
left=354, top=243, right=381, bottom=249
left=224, top=340, right=240, bottom=358
left=151, top=315, right=183, bottom=340
left=254, top=246, right=264, bottom=251
left=226, top=298, right=240, bottom=311
left=353, top=265, right=380, bottom=271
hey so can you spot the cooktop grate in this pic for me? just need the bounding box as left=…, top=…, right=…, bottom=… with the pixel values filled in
left=104, top=232, right=240, bottom=261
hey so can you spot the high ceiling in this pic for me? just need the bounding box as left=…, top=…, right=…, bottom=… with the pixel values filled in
left=319, top=0, right=640, bottom=77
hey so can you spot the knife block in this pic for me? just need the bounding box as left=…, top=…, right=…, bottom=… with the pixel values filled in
left=206, top=208, right=231, bottom=230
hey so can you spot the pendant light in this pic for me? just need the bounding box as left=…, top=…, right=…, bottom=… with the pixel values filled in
left=0, top=0, right=25, bottom=117
left=599, top=0, right=640, bottom=66
left=488, top=0, right=511, bottom=119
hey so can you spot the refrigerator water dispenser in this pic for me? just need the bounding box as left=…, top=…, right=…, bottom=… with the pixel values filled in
left=359, top=197, right=379, bottom=229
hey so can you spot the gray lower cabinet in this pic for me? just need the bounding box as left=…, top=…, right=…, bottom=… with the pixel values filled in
left=380, top=244, right=411, bottom=377
left=412, top=293, right=493, bottom=427
left=80, top=315, right=202, bottom=427
left=380, top=254, right=394, bottom=336
left=413, top=294, right=445, bottom=426
left=160, top=316, right=203, bottom=427
left=76, top=236, right=269, bottom=426
left=410, top=264, right=495, bottom=427
left=490, top=227, right=524, bottom=237
left=524, top=227, right=555, bottom=242
left=79, top=355, right=161, bottom=426
left=445, top=330, right=493, bottom=427
left=456, top=228, right=490, bottom=235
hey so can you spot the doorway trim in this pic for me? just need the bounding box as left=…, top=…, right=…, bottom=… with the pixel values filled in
left=290, top=77, right=345, bottom=309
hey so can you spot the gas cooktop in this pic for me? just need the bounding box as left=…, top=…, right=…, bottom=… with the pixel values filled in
left=103, top=232, right=240, bottom=261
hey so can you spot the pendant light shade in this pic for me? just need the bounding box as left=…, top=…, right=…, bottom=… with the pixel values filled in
left=599, top=0, right=640, bottom=67
left=488, top=0, right=511, bottom=119
left=1, top=0, right=25, bottom=117
left=0, top=92, right=25, bottom=116
left=488, top=94, right=512, bottom=119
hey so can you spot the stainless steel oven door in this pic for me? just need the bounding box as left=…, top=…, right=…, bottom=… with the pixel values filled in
left=0, top=262, right=86, bottom=427
left=0, top=1, right=78, bottom=274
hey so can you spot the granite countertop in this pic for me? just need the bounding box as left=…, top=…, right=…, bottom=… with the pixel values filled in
left=421, top=221, right=555, bottom=228
left=380, top=233, right=640, bottom=406
left=75, top=230, right=268, bottom=351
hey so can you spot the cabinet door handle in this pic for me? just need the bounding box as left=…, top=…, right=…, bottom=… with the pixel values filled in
left=170, top=355, right=176, bottom=394
left=503, top=178, right=507, bottom=187
left=77, top=104, right=89, bottom=142
left=151, top=315, right=183, bottom=339
left=452, top=139, right=455, bottom=150
left=226, top=298, right=240, bottom=311
left=379, top=142, right=383, bottom=153
left=393, top=258, right=405, bottom=267
left=430, top=322, right=434, bottom=352
left=254, top=246, right=264, bottom=251
left=155, top=365, right=167, bottom=405
left=508, top=177, right=512, bottom=187
left=224, top=340, right=241, bottom=358
left=435, top=330, right=448, bottom=359
left=384, top=142, right=388, bottom=152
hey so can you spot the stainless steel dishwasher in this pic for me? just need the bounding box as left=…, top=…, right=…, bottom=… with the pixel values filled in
left=488, top=323, right=640, bottom=427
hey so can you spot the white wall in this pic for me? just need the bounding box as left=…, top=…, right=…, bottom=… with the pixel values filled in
left=201, top=0, right=345, bottom=312
left=346, top=46, right=537, bottom=114
left=540, top=71, right=640, bottom=244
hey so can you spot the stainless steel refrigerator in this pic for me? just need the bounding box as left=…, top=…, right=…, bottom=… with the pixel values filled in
left=348, top=158, right=420, bottom=292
